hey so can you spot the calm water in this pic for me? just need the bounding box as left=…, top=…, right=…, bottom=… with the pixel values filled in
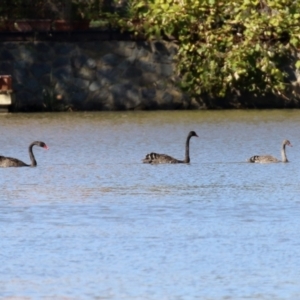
left=1, top=110, right=300, bottom=299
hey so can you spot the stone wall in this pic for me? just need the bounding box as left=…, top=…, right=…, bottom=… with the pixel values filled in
left=0, top=39, right=197, bottom=111
left=1, top=35, right=300, bottom=111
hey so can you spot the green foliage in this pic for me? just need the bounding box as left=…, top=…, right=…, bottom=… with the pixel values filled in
left=111, top=0, right=300, bottom=99
left=71, top=0, right=100, bottom=20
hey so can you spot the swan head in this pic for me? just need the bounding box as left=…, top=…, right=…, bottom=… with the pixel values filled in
left=34, top=141, right=49, bottom=150
left=189, top=131, right=198, bottom=138
left=283, top=139, right=292, bottom=147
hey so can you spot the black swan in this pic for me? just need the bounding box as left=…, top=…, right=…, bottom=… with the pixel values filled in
left=0, top=141, right=49, bottom=167
left=142, top=131, right=198, bottom=164
left=247, top=139, right=292, bottom=163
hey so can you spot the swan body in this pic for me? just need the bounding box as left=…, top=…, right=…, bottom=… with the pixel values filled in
left=0, top=141, right=48, bottom=167
left=247, top=139, right=292, bottom=163
left=142, top=131, right=198, bottom=164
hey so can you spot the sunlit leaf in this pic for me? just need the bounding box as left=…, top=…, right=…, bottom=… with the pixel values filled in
left=295, top=60, right=300, bottom=69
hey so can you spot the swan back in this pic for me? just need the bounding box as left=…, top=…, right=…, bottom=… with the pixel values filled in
left=247, top=155, right=279, bottom=163
left=0, top=156, right=28, bottom=167
left=142, top=153, right=182, bottom=164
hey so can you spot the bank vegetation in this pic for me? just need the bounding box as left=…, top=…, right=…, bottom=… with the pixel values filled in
left=2, top=0, right=300, bottom=107
left=111, top=0, right=300, bottom=105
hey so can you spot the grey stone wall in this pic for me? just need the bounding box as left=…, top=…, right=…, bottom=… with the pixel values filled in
left=1, top=38, right=300, bottom=111
left=0, top=40, right=196, bottom=111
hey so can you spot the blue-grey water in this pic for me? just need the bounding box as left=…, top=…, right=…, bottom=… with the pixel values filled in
left=1, top=110, right=300, bottom=299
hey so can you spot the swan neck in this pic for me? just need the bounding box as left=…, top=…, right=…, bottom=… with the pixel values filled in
left=281, top=143, right=288, bottom=162
left=29, top=143, right=37, bottom=166
left=184, top=134, right=192, bottom=163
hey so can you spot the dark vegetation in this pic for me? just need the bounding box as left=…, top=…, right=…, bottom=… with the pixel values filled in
left=1, top=0, right=300, bottom=106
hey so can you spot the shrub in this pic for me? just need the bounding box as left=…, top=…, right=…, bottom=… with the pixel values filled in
left=114, top=0, right=300, bottom=100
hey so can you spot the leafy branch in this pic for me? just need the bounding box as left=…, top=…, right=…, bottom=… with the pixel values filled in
left=109, top=0, right=300, bottom=100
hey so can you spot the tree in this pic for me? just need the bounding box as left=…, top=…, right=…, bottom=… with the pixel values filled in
left=114, top=0, right=300, bottom=100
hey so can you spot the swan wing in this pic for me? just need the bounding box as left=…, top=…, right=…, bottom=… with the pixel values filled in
left=247, top=155, right=279, bottom=163
left=142, top=152, right=180, bottom=164
left=0, top=156, right=28, bottom=167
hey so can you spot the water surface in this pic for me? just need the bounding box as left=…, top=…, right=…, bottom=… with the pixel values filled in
left=1, top=110, right=300, bottom=299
